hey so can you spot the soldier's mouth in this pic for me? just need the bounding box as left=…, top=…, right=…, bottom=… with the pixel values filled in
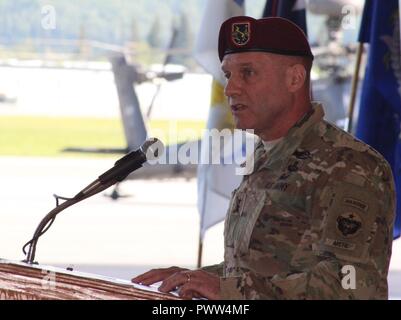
left=231, top=104, right=247, bottom=112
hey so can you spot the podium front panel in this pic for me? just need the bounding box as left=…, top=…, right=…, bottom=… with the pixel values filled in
left=0, top=260, right=181, bottom=300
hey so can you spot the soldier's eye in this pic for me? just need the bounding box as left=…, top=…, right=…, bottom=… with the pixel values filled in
left=242, top=68, right=255, bottom=78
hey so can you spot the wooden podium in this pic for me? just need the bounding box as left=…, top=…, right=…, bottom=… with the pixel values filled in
left=0, top=259, right=181, bottom=300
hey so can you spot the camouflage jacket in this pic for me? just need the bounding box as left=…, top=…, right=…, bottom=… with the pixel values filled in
left=202, top=103, right=396, bottom=299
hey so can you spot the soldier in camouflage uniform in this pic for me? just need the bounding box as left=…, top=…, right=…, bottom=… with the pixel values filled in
left=132, top=16, right=396, bottom=300
left=202, top=101, right=395, bottom=299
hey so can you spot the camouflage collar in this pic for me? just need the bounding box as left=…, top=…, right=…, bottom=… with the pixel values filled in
left=254, top=102, right=325, bottom=172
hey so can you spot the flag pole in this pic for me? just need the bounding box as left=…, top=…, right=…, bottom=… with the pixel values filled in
left=346, top=42, right=364, bottom=133
left=197, top=232, right=203, bottom=268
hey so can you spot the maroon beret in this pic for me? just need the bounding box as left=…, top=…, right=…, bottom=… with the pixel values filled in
left=218, top=16, right=313, bottom=62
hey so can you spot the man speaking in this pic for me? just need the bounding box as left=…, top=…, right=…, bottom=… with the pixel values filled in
left=132, top=16, right=396, bottom=300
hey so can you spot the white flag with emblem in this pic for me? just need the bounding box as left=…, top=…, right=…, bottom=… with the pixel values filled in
left=194, top=0, right=249, bottom=240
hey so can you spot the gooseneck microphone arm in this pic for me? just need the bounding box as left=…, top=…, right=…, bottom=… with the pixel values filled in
left=22, top=179, right=115, bottom=265
left=22, top=138, right=164, bottom=265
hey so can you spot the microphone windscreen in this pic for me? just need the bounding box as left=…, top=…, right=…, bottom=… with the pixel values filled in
left=141, top=138, right=165, bottom=161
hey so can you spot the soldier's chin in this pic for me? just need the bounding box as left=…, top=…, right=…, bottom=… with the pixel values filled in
left=234, top=119, right=248, bottom=130
left=235, top=121, right=253, bottom=131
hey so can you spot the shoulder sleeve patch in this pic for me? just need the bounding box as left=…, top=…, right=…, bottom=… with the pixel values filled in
left=313, top=181, right=380, bottom=263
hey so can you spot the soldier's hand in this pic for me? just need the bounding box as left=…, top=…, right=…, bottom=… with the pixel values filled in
left=131, top=266, right=189, bottom=286
left=158, top=269, right=221, bottom=300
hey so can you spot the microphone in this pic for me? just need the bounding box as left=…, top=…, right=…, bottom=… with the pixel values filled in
left=99, top=137, right=164, bottom=183
left=22, top=138, right=165, bottom=264
left=75, top=138, right=164, bottom=199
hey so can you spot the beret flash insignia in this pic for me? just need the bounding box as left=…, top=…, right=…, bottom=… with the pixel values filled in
left=231, top=22, right=250, bottom=46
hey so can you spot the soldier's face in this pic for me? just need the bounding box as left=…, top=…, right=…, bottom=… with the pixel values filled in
left=222, top=52, right=293, bottom=139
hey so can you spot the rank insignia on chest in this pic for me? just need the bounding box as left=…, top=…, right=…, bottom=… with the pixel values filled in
left=231, top=22, right=250, bottom=46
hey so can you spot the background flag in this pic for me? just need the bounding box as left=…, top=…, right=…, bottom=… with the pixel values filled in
left=194, top=0, right=246, bottom=240
left=262, top=0, right=307, bottom=33
left=355, top=0, right=401, bottom=239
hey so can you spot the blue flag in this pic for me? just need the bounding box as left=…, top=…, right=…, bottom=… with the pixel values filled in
left=356, top=0, right=401, bottom=239
left=262, top=0, right=307, bottom=34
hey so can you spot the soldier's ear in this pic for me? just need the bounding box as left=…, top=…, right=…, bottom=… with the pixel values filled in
left=286, top=64, right=306, bottom=93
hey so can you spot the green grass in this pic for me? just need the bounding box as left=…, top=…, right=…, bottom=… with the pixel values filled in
left=0, top=116, right=205, bottom=158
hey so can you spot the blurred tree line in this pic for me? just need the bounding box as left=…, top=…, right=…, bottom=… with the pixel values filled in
left=0, top=0, right=203, bottom=69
